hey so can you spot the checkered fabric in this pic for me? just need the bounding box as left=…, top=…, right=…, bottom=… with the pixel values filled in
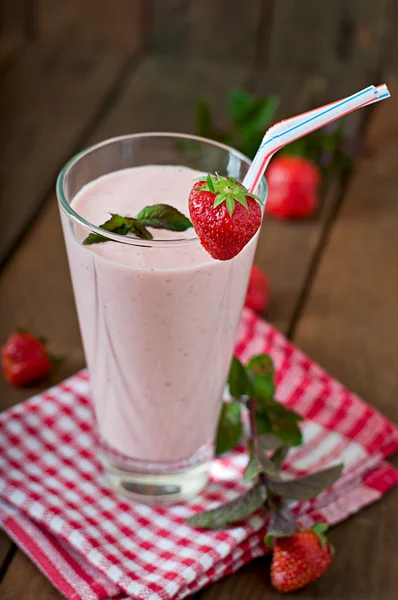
left=0, top=308, right=397, bottom=600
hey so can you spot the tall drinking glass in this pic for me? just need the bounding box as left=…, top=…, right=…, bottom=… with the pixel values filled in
left=57, top=133, right=266, bottom=504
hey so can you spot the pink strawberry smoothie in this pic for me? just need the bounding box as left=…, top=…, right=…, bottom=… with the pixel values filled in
left=64, top=165, right=258, bottom=464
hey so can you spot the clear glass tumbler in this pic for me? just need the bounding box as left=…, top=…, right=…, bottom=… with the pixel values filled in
left=57, top=133, right=266, bottom=504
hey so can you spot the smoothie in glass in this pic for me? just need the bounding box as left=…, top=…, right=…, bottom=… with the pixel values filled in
left=57, top=134, right=266, bottom=504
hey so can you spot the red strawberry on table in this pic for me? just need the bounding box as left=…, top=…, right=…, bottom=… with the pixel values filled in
left=245, top=264, right=269, bottom=313
left=188, top=173, right=263, bottom=260
left=1, top=332, right=52, bottom=387
left=265, top=155, right=320, bottom=220
left=270, top=525, right=332, bottom=593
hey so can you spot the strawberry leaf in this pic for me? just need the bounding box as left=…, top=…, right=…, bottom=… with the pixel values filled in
left=215, top=401, right=243, bottom=455
left=136, top=204, right=192, bottom=232
left=226, top=196, right=235, bottom=216
left=206, top=173, right=216, bottom=193
left=268, top=464, right=343, bottom=501
left=186, top=483, right=267, bottom=529
left=213, top=193, right=227, bottom=208
left=228, top=356, right=253, bottom=399
left=312, top=523, right=329, bottom=549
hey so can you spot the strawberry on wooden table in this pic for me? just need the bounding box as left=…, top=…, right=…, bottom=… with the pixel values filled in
left=188, top=173, right=263, bottom=260
left=1, top=332, right=52, bottom=387
left=266, top=155, right=320, bottom=220
left=270, top=525, right=332, bottom=593
left=245, top=264, right=269, bottom=313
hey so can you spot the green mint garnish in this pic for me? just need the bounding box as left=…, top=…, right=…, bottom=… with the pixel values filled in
left=83, top=205, right=192, bottom=245
left=196, top=173, right=263, bottom=217
left=186, top=353, right=343, bottom=531
left=136, top=204, right=192, bottom=232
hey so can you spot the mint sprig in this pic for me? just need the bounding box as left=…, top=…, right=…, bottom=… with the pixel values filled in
left=83, top=205, right=192, bottom=245
left=196, top=89, right=354, bottom=177
left=186, top=354, right=343, bottom=533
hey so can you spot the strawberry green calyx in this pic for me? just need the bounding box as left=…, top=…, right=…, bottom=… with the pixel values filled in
left=311, top=523, right=330, bottom=551
left=197, top=173, right=263, bottom=217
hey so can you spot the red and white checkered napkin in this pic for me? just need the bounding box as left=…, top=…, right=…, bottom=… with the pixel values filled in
left=1, top=309, right=398, bottom=600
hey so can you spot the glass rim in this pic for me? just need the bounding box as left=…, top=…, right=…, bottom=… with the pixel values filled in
left=56, top=131, right=267, bottom=248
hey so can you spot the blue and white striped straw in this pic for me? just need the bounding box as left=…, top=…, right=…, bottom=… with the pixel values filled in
left=243, top=84, right=390, bottom=194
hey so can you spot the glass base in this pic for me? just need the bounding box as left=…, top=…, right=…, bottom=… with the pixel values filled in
left=100, top=442, right=211, bottom=505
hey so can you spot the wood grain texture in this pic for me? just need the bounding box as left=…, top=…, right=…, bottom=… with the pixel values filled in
left=0, top=548, right=65, bottom=599
left=0, top=43, right=127, bottom=266
left=0, top=532, right=12, bottom=573
left=267, top=0, right=392, bottom=75
left=150, top=0, right=263, bottom=64
left=0, top=33, right=21, bottom=74
left=293, top=78, right=398, bottom=423
left=0, top=201, right=83, bottom=412
left=37, top=0, right=147, bottom=53
left=0, top=0, right=29, bottom=39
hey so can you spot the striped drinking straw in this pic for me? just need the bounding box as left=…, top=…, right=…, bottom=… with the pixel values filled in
left=243, top=84, right=390, bottom=195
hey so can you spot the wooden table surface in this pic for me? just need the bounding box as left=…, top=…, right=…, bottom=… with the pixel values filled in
left=1, top=43, right=398, bottom=599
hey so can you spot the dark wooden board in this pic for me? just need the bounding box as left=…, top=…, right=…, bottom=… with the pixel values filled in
left=0, top=531, right=12, bottom=575
left=150, top=0, right=264, bottom=64
left=0, top=548, right=65, bottom=600
left=0, top=0, right=30, bottom=40
left=267, top=0, right=392, bottom=76
left=201, top=79, right=398, bottom=600
left=36, top=0, right=147, bottom=53
left=293, top=79, right=398, bottom=422
left=0, top=43, right=128, bottom=266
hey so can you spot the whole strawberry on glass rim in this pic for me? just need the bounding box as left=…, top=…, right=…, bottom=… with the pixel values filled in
left=188, top=173, right=263, bottom=260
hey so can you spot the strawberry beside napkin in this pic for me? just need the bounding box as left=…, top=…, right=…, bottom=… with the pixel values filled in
left=0, top=308, right=397, bottom=600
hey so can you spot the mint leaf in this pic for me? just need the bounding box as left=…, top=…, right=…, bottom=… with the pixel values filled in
left=229, top=89, right=257, bottom=125
left=265, top=503, right=296, bottom=544
left=268, top=464, right=343, bottom=501
left=255, top=411, right=272, bottom=435
left=240, top=96, right=279, bottom=138
left=83, top=214, right=152, bottom=245
left=186, top=483, right=267, bottom=529
left=247, top=354, right=275, bottom=402
left=258, top=434, right=284, bottom=452
left=215, top=401, right=243, bottom=455
left=136, top=204, right=192, bottom=232
left=271, top=446, right=289, bottom=470
left=243, top=438, right=282, bottom=483
left=228, top=356, right=253, bottom=400
left=243, top=452, right=263, bottom=483
left=262, top=399, right=303, bottom=447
